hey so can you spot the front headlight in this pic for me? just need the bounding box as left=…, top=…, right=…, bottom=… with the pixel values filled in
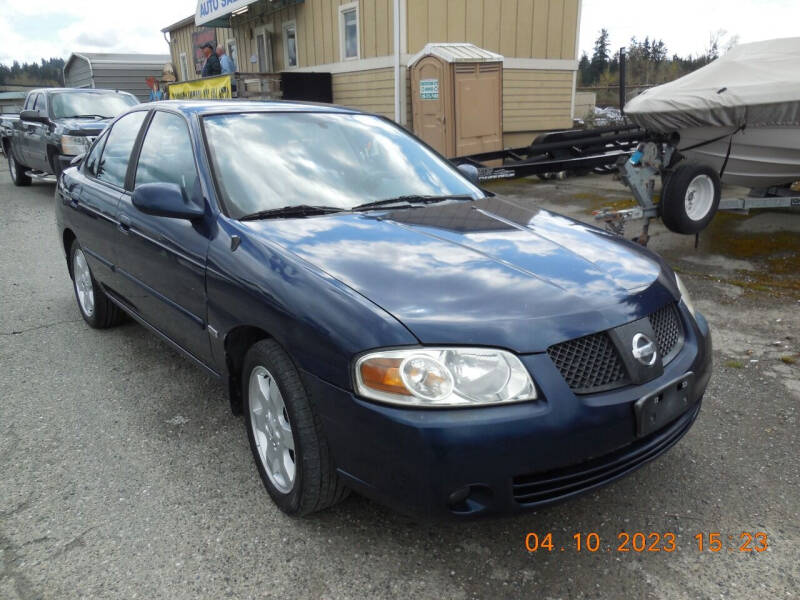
left=354, top=347, right=536, bottom=407
left=61, top=135, right=92, bottom=156
left=675, top=273, right=696, bottom=318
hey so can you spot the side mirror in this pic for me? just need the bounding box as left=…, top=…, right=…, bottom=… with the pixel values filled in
left=457, top=163, right=481, bottom=185
left=20, top=110, right=50, bottom=124
left=132, top=183, right=204, bottom=220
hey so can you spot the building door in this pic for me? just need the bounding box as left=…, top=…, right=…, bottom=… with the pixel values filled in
left=256, top=29, right=273, bottom=72
left=411, top=56, right=450, bottom=156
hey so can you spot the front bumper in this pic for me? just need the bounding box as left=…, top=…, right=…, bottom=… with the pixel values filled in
left=305, top=306, right=712, bottom=518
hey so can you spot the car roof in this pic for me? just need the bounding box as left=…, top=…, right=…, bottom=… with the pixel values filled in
left=147, top=100, right=363, bottom=117
left=31, top=88, right=133, bottom=96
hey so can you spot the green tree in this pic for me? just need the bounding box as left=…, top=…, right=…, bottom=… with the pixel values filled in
left=588, top=29, right=610, bottom=84
left=578, top=52, right=591, bottom=86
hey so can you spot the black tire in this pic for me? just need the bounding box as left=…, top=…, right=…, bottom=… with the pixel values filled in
left=8, top=152, right=31, bottom=187
left=661, top=163, right=721, bottom=234
left=243, top=339, right=349, bottom=516
left=69, top=239, right=123, bottom=328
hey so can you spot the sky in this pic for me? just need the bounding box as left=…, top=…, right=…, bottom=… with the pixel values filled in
left=579, top=0, right=800, bottom=59
left=1, top=0, right=800, bottom=66
left=0, top=0, right=188, bottom=65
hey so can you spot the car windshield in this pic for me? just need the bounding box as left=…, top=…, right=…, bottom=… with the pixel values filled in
left=50, top=92, right=138, bottom=119
left=202, top=112, right=483, bottom=219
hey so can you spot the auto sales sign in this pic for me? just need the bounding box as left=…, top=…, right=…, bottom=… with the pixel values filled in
left=196, top=0, right=258, bottom=26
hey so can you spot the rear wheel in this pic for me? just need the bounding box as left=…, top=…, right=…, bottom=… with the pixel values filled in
left=8, top=153, right=31, bottom=187
left=69, top=240, right=123, bottom=328
left=661, top=163, right=721, bottom=234
left=243, top=339, right=349, bottom=516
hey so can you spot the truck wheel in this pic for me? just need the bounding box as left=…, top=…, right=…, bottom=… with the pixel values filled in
left=8, top=153, right=31, bottom=187
left=661, top=163, right=720, bottom=234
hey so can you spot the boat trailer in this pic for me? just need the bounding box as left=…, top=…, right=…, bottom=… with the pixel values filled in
left=453, top=129, right=800, bottom=245
left=452, top=124, right=643, bottom=182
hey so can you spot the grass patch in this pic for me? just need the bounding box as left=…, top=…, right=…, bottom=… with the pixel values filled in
left=780, top=355, right=797, bottom=365
left=725, top=360, right=745, bottom=369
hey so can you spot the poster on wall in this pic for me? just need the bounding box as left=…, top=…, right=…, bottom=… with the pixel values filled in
left=191, top=28, right=217, bottom=74
left=420, top=79, right=439, bottom=100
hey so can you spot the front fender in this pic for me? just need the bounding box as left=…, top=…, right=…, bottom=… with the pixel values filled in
left=206, top=217, right=418, bottom=390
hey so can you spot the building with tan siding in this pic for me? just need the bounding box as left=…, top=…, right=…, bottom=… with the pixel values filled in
left=162, top=0, right=582, bottom=147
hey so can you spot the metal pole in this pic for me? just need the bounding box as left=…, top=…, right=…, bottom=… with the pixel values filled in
left=393, top=0, right=401, bottom=123
left=619, top=47, right=627, bottom=113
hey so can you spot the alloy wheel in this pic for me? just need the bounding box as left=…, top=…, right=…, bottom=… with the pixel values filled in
left=72, top=249, right=95, bottom=317
left=248, top=365, right=296, bottom=493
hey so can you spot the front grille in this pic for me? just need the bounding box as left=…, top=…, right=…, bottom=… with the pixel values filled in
left=511, top=404, right=698, bottom=505
left=547, top=303, right=685, bottom=394
left=649, top=303, right=683, bottom=363
left=547, top=332, right=629, bottom=394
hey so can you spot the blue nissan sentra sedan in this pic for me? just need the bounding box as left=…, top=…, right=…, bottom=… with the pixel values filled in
left=54, top=101, right=712, bottom=518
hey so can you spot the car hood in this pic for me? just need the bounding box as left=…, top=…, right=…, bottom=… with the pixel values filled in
left=243, top=197, right=678, bottom=353
left=57, top=117, right=111, bottom=136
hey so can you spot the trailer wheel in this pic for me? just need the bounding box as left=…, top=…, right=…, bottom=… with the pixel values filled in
left=661, top=163, right=720, bottom=234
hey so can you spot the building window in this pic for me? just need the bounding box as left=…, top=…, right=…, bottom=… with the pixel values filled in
left=179, top=52, right=189, bottom=81
left=339, top=2, right=359, bottom=61
left=283, top=21, right=298, bottom=68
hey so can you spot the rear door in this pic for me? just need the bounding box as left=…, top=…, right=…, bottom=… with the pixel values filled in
left=114, top=110, right=212, bottom=364
left=74, top=110, right=148, bottom=287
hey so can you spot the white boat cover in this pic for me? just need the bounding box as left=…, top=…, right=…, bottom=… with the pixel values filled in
left=625, top=37, right=800, bottom=132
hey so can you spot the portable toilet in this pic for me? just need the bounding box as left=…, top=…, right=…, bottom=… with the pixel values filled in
left=409, top=43, right=503, bottom=159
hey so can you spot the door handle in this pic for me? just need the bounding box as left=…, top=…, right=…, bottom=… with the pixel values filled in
left=118, top=214, right=131, bottom=234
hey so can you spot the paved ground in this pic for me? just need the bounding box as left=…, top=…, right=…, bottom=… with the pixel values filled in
left=1, top=166, right=798, bottom=600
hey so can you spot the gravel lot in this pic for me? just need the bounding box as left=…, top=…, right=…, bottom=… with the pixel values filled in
left=1, top=166, right=798, bottom=599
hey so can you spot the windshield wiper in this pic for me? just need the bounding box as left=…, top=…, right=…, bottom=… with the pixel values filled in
left=64, top=114, right=110, bottom=119
left=352, top=194, right=476, bottom=211
left=239, top=205, right=345, bottom=221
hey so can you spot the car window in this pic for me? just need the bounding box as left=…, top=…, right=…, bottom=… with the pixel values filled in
left=135, top=111, right=198, bottom=200
left=50, top=92, right=138, bottom=120
left=84, top=133, right=107, bottom=177
left=31, top=94, right=43, bottom=111
left=96, top=111, right=147, bottom=188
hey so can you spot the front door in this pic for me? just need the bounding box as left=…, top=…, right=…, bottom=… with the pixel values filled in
left=27, top=93, right=49, bottom=171
left=18, top=92, right=41, bottom=167
left=256, top=29, right=273, bottom=72
left=114, top=110, right=212, bottom=364
left=412, top=56, right=449, bottom=156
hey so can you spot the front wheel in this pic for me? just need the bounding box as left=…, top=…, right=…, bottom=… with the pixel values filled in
left=243, top=339, right=349, bottom=516
left=8, top=153, right=31, bottom=187
left=661, top=163, right=721, bottom=234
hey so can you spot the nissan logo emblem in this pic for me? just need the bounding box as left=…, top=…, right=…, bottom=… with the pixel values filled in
left=632, top=333, right=658, bottom=366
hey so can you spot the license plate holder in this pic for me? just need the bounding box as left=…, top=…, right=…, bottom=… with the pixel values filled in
left=634, top=372, right=695, bottom=437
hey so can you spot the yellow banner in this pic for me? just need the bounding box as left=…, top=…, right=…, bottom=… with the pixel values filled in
left=168, top=75, right=232, bottom=100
